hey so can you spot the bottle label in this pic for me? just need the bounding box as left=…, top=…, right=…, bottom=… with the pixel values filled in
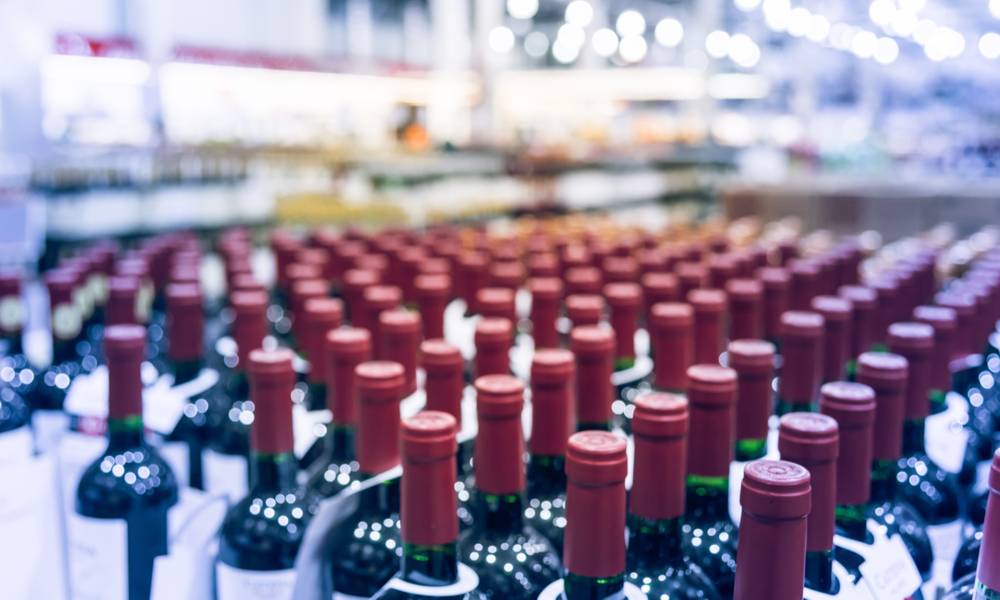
left=31, top=409, right=70, bottom=455
left=536, top=579, right=646, bottom=600
left=838, top=525, right=922, bottom=600
left=56, top=432, right=106, bottom=516
left=382, top=563, right=480, bottom=597
left=215, top=562, right=296, bottom=600
left=926, top=520, right=964, bottom=590
left=924, top=392, right=968, bottom=474
left=67, top=513, right=128, bottom=600
left=159, top=441, right=190, bottom=489
left=203, top=449, right=247, bottom=502
left=0, top=296, right=24, bottom=332
left=0, top=427, right=33, bottom=466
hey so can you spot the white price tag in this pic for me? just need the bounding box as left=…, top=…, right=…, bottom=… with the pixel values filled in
left=67, top=513, right=128, bottom=600
left=32, top=410, right=70, bottom=455
left=203, top=449, right=247, bottom=503
left=924, top=393, right=969, bottom=474
left=159, top=441, right=190, bottom=489
left=143, top=379, right=187, bottom=436
left=857, top=533, right=923, bottom=600
left=0, top=427, right=33, bottom=466
left=292, top=405, right=331, bottom=459
left=64, top=367, right=107, bottom=419
left=216, top=563, right=296, bottom=600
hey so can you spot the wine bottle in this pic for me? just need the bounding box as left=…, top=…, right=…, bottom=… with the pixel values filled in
left=776, top=311, right=825, bottom=414
left=298, top=297, right=343, bottom=413
left=912, top=305, right=957, bottom=413
left=726, top=278, right=764, bottom=341
left=536, top=430, right=645, bottom=599
left=565, top=267, right=603, bottom=297
left=810, top=296, right=852, bottom=383
left=458, top=251, right=489, bottom=315
left=641, top=273, right=679, bottom=323
left=569, top=325, right=616, bottom=432
left=688, top=289, right=727, bottom=366
left=415, top=274, right=452, bottom=340
left=478, top=287, right=517, bottom=324
left=69, top=325, right=178, bottom=600
left=648, top=302, right=694, bottom=394
left=778, top=412, right=849, bottom=595
left=380, top=309, right=421, bottom=397
left=306, top=327, right=372, bottom=501
left=216, top=347, right=311, bottom=600
left=732, top=460, right=811, bottom=600
left=475, top=317, right=513, bottom=378
left=526, top=348, right=574, bottom=556
left=205, top=289, right=268, bottom=501
left=566, top=294, right=603, bottom=329
left=342, top=268, right=381, bottom=325
left=837, top=285, right=877, bottom=379
left=627, top=392, right=720, bottom=599
left=328, top=360, right=407, bottom=597
left=758, top=266, right=791, bottom=345
left=529, top=278, right=563, bottom=350
left=730, top=339, right=776, bottom=461
left=0, top=270, right=33, bottom=462
left=605, top=283, right=642, bottom=371
left=943, top=449, right=1000, bottom=599
left=162, top=282, right=214, bottom=489
left=288, top=277, right=327, bottom=345
left=459, top=374, right=561, bottom=597
left=683, top=364, right=739, bottom=599
left=364, top=285, right=403, bottom=352
left=855, top=351, right=934, bottom=578
left=676, top=262, right=707, bottom=300
left=886, top=322, right=963, bottom=560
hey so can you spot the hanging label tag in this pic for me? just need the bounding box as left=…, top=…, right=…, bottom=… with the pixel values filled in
left=203, top=449, right=247, bottom=503
left=856, top=532, right=923, bottom=599
left=32, top=409, right=70, bottom=455
left=924, top=393, right=968, bottom=474
left=292, top=405, right=330, bottom=459
left=67, top=513, right=128, bottom=600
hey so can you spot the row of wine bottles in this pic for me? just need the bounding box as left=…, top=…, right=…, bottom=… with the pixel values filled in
left=0, top=217, right=998, bottom=600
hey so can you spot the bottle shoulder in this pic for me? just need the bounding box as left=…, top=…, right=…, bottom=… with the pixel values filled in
left=0, top=386, right=30, bottom=432
left=219, top=487, right=311, bottom=570
left=76, top=442, right=179, bottom=517
left=459, top=523, right=562, bottom=597
left=627, top=560, right=720, bottom=600
left=895, top=453, right=962, bottom=523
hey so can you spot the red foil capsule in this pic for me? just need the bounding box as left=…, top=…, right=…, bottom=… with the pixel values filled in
left=689, top=288, right=727, bottom=365
left=856, top=352, right=908, bottom=462
left=231, top=290, right=268, bottom=371
left=421, top=339, right=464, bottom=424
left=729, top=339, right=776, bottom=447
left=341, top=268, right=380, bottom=326
left=788, top=259, right=820, bottom=312
left=474, top=317, right=513, bottom=378
left=414, top=274, right=451, bottom=340
left=934, top=292, right=976, bottom=359
left=248, top=348, right=297, bottom=454
left=726, top=278, right=764, bottom=341
left=641, top=272, right=678, bottom=319
left=887, top=322, right=934, bottom=420
left=104, top=325, right=147, bottom=420
left=675, top=262, right=707, bottom=300
left=570, top=325, right=616, bottom=428
left=529, top=277, right=563, bottom=349
left=605, top=283, right=642, bottom=363
left=474, top=375, right=526, bottom=495
left=778, top=311, right=825, bottom=407
left=107, top=276, right=140, bottom=326
left=380, top=309, right=422, bottom=397
left=810, top=295, right=853, bottom=383
left=564, top=431, right=628, bottom=580
left=778, top=413, right=839, bottom=554
left=301, top=297, right=344, bottom=383
left=913, top=305, right=957, bottom=393
left=565, top=266, right=603, bottom=296
left=362, top=285, right=402, bottom=356
left=325, top=327, right=371, bottom=425
left=566, top=294, right=604, bottom=328
left=630, top=392, right=689, bottom=521
left=603, top=256, right=639, bottom=284
left=708, top=253, right=737, bottom=290
left=489, top=261, right=525, bottom=292
left=477, top=287, right=517, bottom=324
left=650, top=303, right=693, bottom=391
left=400, top=411, right=459, bottom=547
left=838, top=285, right=877, bottom=357
left=355, top=360, right=406, bottom=474
left=686, top=364, right=738, bottom=478
left=819, top=381, right=877, bottom=507
left=457, top=251, right=489, bottom=313
left=530, top=349, right=575, bottom=458
left=758, top=266, right=790, bottom=341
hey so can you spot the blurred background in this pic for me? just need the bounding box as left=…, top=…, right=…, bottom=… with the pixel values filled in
left=1, top=0, right=998, bottom=266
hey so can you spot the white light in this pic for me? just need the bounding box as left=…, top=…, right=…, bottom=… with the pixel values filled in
left=992, top=0, right=1000, bottom=19
left=507, top=0, right=539, bottom=20
left=942, top=28, right=966, bottom=57
left=889, top=9, right=918, bottom=37
left=616, top=10, right=646, bottom=37
left=980, top=32, right=1000, bottom=59
left=898, top=0, right=925, bottom=11
left=524, top=31, right=550, bottom=58
left=592, top=28, right=619, bottom=57
left=489, top=26, right=516, bottom=54
left=41, top=55, right=151, bottom=85
left=874, top=37, right=899, bottom=64
left=868, top=0, right=896, bottom=27
left=830, top=23, right=856, bottom=50
left=728, top=33, right=761, bottom=68
left=913, top=19, right=937, bottom=45
left=806, top=14, right=831, bottom=42
left=558, top=23, right=587, bottom=48
left=655, top=18, right=685, bottom=47
left=619, top=35, right=648, bottom=63
left=705, top=30, right=731, bottom=58
left=787, top=7, right=811, bottom=38
left=763, top=0, right=792, bottom=31
left=552, top=38, right=580, bottom=63
left=851, top=30, right=878, bottom=58
left=735, top=0, right=762, bottom=11
left=565, top=0, right=594, bottom=27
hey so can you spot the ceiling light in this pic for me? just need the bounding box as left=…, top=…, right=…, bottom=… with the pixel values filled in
left=619, top=35, right=648, bottom=63
left=705, top=30, right=731, bottom=58
left=489, top=26, right=516, bottom=54
left=592, top=28, right=619, bottom=57
left=616, top=10, right=647, bottom=37
left=787, top=7, right=811, bottom=37
left=655, top=18, right=684, bottom=47
left=868, top=0, right=896, bottom=27
left=507, top=0, right=538, bottom=20
left=565, top=1, right=594, bottom=28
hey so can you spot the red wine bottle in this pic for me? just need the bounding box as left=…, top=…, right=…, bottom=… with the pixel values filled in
left=683, top=364, right=739, bottom=599
left=810, top=296, right=852, bottom=383
left=216, top=347, right=311, bottom=599
left=689, top=289, right=727, bottom=366
left=342, top=268, right=381, bottom=326
left=732, top=460, right=811, bottom=600
left=855, top=352, right=934, bottom=578
left=298, top=297, right=343, bottom=413
left=371, top=411, right=487, bottom=599
left=529, top=278, right=563, bottom=350
left=415, top=274, right=451, bottom=340
left=537, top=430, right=645, bottom=599
left=778, top=412, right=842, bottom=594
left=306, top=327, right=371, bottom=500
left=726, top=278, right=763, bottom=341
left=649, top=302, right=694, bottom=394
left=478, top=287, right=517, bottom=324
left=566, top=294, right=603, bottom=329
left=838, top=285, right=877, bottom=379
left=525, top=348, right=574, bottom=557
left=380, top=309, right=421, bottom=397
left=69, top=325, right=178, bottom=600
left=475, top=317, right=513, bottom=378
left=641, top=273, right=679, bottom=323
left=605, top=282, right=642, bottom=371
left=459, top=374, right=561, bottom=597
left=730, top=339, right=776, bottom=461
left=329, top=360, right=407, bottom=597
left=776, top=311, right=824, bottom=414
left=627, top=392, right=719, bottom=599
left=943, top=449, right=1000, bottom=599
left=758, top=266, right=791, bottom=345
left=570, top=325, right=615, bottom=432
left=364, top=285, right=403, bottom=353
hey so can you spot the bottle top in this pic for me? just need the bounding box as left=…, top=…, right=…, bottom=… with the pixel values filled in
left=757, top=266, right=791, bottom=289
left=531, top=348, right=576, bottom=384
left=810, top=295, right=852, bottom=322
left=604, top=282, right=642, bottom=309
left=570, top=325, right=615, bottom=357
left=529, top=277, right=563, bottom=301
left=740, top=459, right=812, bottom=520
left=566, top=294, right=604, bottom=323
left=631, top=392, right=688, bottom=438
left=420, top=339, right=463, bottom=370
left=819, top=381, right=877, bottom=427
left=566, top=430, right=628, bottom=487
left=476, top=287, right=516, bottom=318
left=630, top=392, right=689, bottom=521
left=474, top=317, right=513, bottom=345
left=856, top=351, right=908, bottom=389
left=975, top=448, right=1000, bottom=591
left=166, top=283, right=204, bottom=361
left=104, top=324, right=146, bottom=362
left=379, top=308, right=421, bottom=335
left=728, top=339, right=776, bottom=373
left=887, top=321, right=934, bottom=353
left=779, top=310, right=825, bottom=338
left=356, top=360, right=406, bottom=399
left=650, top=301, right=693, bottom=327
left=414, top=274, right=451, bottom=298
left=726, top=278, right=763, bottom=302
left=688, top=288, right=727, bottom=313
left=778, top=412, right=839, bottom=461
left=328, top=327, right=371, bottom=360
left=687, top=364, right=738, bottom=404
left=248, top=348, right=296, bottom=454
left=838, top=285, right=877, bottom=310
left=400, top=411, right=458, bottom=547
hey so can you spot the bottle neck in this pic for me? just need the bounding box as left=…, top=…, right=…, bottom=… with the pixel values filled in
left=563, top=572, right=626, bottom=600
left=107, top=414, right=144, bottom=450
left=324, top=423, right=355, bottom=462
left=869, top=459, right=897, bottom=503
left=835, top=503, right=870, bottom=542
left=250, top=451, right=298, bottom=492
left=473, top=491, right=524, bottom=532
left=685, top=474, right=730, bottom=520
left=626, top=515, right=684, bottom=568
left=52, top=337, right=78, bottom=364
left=401, top=542, right=459, bottom=587
left=527, top=454, right=567, bottom=494
left=172, top=357, right=203, bottom=385
left=2, top=332, right=22, bottom=355
left=902, top=418, right=926, bottom=456
left=804, top=549, right=838, bottom=595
